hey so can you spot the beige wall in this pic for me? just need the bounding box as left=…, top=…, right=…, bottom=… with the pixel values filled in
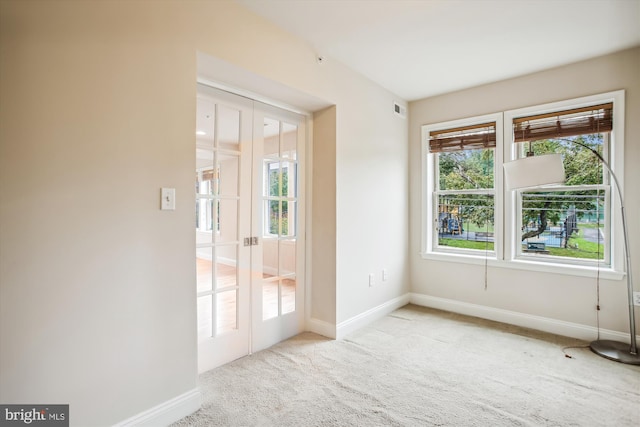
left=2, top=1, right=634, bottom=425
left=312, top=106, right=337, bottom=324
left=0, top=1, right=409, bottom=425
left=409, top=47, right=640, bottom=335
left=334, top=71, right=410, bottom=323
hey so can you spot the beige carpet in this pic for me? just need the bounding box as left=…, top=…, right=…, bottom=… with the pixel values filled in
left=174, top=304, right=640, bottom=426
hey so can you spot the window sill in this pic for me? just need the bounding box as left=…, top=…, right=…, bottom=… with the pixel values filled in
left=420, top=251, right=625, bottom=280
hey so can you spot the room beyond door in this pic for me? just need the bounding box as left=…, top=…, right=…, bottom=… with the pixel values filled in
left=196, top=85, right=305, bottom=373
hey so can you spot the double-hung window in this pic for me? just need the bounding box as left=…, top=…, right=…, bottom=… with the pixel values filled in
left=422, top=91, right=625, bottom=276
left=423, top=114, right=502, bottom=258
left=509, top=103, right=613, bottom=265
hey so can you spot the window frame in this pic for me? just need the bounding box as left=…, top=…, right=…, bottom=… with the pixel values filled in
left=504, top=90, right=625, bottom=276
left=421, top=90, right=625, bottom=279
left=422, top=112, right=504, bottom=261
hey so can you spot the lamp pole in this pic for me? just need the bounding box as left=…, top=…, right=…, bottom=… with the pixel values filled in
left=568, top=139, right=638, bottom=363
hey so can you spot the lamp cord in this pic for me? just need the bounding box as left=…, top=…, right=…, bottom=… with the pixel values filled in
left=484, top=194, right=490, bottom=291
left=595, top=124, right=602, bottom=341
left=562, top=344, right=590, bottom=359
left=595, top=183, right=602, bottom=341
left=562, top=163, right=603, bottom=359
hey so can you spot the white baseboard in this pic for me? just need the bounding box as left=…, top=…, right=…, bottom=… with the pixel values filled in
left=336, top=294, right=411, bottom=340
left=409, top=293, right=638, bottom=343
left=306, top=317, right=336, bottom=339
left=113, top=388, right=201, bottom=427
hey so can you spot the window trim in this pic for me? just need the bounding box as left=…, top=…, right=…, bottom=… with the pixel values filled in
left=422, top=112, right=504, bottom=260
left=504, top=90, right=625, bottom=275
left=421, top=90, right=625, bottom=279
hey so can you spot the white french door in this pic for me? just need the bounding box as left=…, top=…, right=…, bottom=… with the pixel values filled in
left=251, top=102, right=306, bottom=353
left=196, top=84, right=305, bottom=373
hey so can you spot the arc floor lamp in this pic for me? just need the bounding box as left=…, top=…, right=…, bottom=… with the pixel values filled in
left=503, top=142, right=640, bottom=365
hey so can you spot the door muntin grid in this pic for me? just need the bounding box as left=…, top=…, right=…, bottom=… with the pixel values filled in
left=196, top=98, right=242, bottom=339
left=261, top=119, right=298, bottom=320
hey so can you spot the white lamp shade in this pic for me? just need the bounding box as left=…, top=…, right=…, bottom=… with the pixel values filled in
left=503, top=153, right=565, bottom=190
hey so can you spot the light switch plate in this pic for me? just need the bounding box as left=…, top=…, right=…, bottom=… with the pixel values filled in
left=161, top=188, right=176, bottom=210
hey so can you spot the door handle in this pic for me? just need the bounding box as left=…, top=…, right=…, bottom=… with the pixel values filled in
left=244, top=237, right=259, bottom=246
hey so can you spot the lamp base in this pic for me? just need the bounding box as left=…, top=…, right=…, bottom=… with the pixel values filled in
left=589, top=340, right=640, bottom=365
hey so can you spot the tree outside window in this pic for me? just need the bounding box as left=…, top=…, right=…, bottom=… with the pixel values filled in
left=427, top=120, right=497, bottom=253
left=519, top=134, right=607, bottom=260
left=268, top=165, right=289, bottom=235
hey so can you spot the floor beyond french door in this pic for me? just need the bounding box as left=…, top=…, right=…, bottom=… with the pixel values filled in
left=195, top=84, right=306, bottom=373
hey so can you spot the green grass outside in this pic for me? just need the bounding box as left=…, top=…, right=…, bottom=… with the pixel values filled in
left=525, top=228, right=604, bottom=260
left=452, top=220, right=494, bottom=233
left=439, top=238, right=494, bottom=251
left=544, top=228, right=604, bottom=260
left=545, top=247, right=603, bottom=260
left=440, top=227, right=603, bottom=260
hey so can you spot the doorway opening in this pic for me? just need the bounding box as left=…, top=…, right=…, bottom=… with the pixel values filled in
left=195, top=84, right=306, bottom=373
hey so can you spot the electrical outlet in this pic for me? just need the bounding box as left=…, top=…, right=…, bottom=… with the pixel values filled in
left=382, top=269, right=388, bottom=282
left=369, top=273, right=375, bottom=287
left=633, top=292, right=640, bottom=306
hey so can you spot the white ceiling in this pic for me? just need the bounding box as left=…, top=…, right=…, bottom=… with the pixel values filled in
left=236, top=0, right=640, bottom=101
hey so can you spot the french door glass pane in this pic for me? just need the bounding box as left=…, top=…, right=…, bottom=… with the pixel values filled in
left=263, top=237, right=278, bottom=277
left=216, top=290, right=237, bottom=334
left=197, top=295, right=213, bottom=340
left=218, top=154, right=239, bottom=197
left=195, top=199, right=215, bottom=241
left=265, top=200, right=280, bottom=236
left=281, top=201, right=295, bottom=237
left=262, top=279, right=279, bottom=321
left=263, top=117, right=279, bottom=159
left=281, top=278, right=296, bottom=315
left=281, top=161, right=296, bottom=198
left=217, top=199, right=238, bottom=243
left=196, top=98, right=215, bottom=140
left=196, top=148, right=214, bottom=193
left=280, top=239, right=296, bottom=316
left=264, top=161, right=280, bottom=197
left=282, top=122, right=297, bottom=159
left=215, top=247, right=237, bottom=290
left=196, top=247, right=213, bottom=293
left=217, top=105, right=240, bottom=150
left=279, top=240, right=296, bottom=277
left=196, top=168, right=216, bottom=196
